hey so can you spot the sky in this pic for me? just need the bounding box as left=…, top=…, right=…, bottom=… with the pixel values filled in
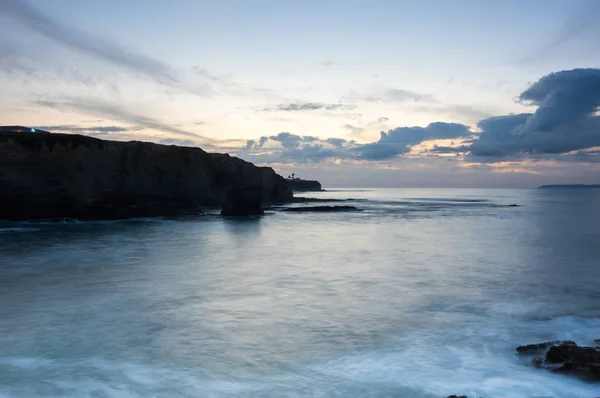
left=1, top=0, right=599, bottom=187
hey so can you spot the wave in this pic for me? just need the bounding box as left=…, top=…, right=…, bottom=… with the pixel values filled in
left=0, top=227, right=40, bottom=233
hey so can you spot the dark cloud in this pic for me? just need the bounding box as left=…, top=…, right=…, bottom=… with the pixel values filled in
left=238, top=123, right=471, bottom=164
left=263, top=102, right=355, bottom=112
left=269, top=132, right=303, bottom=149
left=356, top=122, right=472, bottom=160
left=0, top=0, right=189, bottom=90
left=33, top=98, right=211, bottom=141
left=469, top=69, right=600, bottom=159
left=518, top=68, right=600, bottom=132
left=326, top=138, right=347, bottom=148
left=279, top=145, right=340, bottom=163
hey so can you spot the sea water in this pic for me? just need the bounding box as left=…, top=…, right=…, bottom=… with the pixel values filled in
left=1, top=188, right=599, bottom=398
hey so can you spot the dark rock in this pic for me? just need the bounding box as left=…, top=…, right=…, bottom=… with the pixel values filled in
left=285, top=178, right=322, bottom=192
left=545, top=345, right=600, bottom=364
left=0, top=131, right=292, bottom=220
left=551, top=362, right=600, bottom=382
left=516, top=340, right=576, bottom=355
left=221, top=187, right=264, bottom=217
left=519, top=341, right=600, bottom=383
left=446, top=395, right=467, bottom=398
left=281, top=205, right=358, bottom=212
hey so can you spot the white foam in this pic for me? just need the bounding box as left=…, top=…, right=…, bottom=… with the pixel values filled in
left=308, top=345, right=598, bottom=398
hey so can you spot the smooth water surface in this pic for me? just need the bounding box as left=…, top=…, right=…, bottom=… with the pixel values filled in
left=1, top=188, right=600, bottom=397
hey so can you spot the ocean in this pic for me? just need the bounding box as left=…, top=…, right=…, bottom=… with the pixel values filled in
left=1, top=188, right=599, bottom=398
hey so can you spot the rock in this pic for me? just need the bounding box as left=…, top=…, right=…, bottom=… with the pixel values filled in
left=594, top=339, right=600, bottom=346
left=551, top=362, right=600, bottom=382
left=0, top=130, right=292, bottom=220
left=221, top=187, right=264, bottom=217
left=281, top=205, right=358, bottom=212
left=285, top=178, right=322, bottom=192
left=446, top=395, right=467, bottom=398
left=545, top=344, right=600, bottom=364
left=518, top=341, right=600, bottom=383
left=291, top=197, right=346, bottom=203
left=516, top=340, right=576, bottom=355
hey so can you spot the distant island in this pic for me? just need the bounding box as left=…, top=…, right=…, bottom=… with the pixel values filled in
left=0, top=127, right=293, bottom=220
left=285, top=176, right=323, bottom=192
left=538, top=184, right=600, bottom=189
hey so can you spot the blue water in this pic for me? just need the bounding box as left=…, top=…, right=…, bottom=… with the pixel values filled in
left=1, top=188, right=599, bottom=398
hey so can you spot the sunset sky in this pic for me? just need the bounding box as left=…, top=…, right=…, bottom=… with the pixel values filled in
left=1, top=0, right=599, bottom=187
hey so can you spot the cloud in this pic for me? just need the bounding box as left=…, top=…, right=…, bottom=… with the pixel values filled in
left=236, top=123, right=471, bottom=164
left=0, top=0, right=188, bottom=90
left=33, top=124, right=141, bottom=135
left=343, top=124, right=364, bottom=135
left=263, top=102, right=355, bottom=112
left=518, top=68, right=600, bottom=132
left=268, top=132, right=303, bottom=149
left=356, top=122, right=472, bottom=160
left=229, top=68, right=600, bottom=169
left=469, top=69, right=600, bottom=159
left=326, top=138, right=347, bottom=148
left=258, top=136, right=269, bottom=147
left=430, top=144, right=471, bottom=154
left=244, top=140, right=255, bottom=150
left=33, top=98, right=211, bottom=141
left=351, top=88, right=434, bottom=103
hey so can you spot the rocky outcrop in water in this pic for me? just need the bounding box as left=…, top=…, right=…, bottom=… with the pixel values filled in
left=221, top=187, right=265, bottom=216
left=517, top=340, right=600, bottom=382
left=0, top=130, right=292, bottom=220
left=285, top=178, right=322, bottom=192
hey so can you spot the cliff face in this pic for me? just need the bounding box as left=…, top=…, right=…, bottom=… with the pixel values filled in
left=0, top=131, right=292, bottom=220
left=285, top=178, right=322, bottom=192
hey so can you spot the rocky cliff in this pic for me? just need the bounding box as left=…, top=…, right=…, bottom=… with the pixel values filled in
left=0, top=131, right=292, bottom=220
left=285, top=178, right=322, bottom=192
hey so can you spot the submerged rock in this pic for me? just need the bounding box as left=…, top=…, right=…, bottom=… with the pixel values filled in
left=446, top=395, right=467, bottom=398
